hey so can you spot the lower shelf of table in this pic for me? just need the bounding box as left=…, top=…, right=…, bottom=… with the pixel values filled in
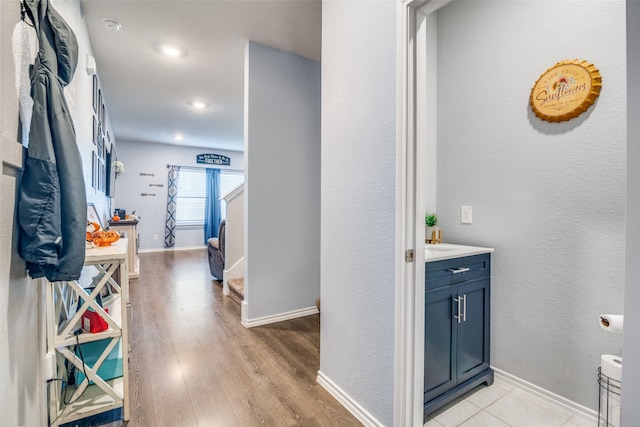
left=51, top=376, right=124, bottom=426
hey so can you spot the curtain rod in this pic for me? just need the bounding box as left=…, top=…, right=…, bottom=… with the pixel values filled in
left=166, top=164, right=243, bottom=173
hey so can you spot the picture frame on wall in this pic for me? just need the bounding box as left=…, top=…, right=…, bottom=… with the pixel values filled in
left=101, top=103, right=106, bottom=132
left=106, top=145, right=116, bottom=198
left=100, top=160, right=103, bottom=191
left=92, top=75, right=98, bottom=114
left=92, top=151, right=97, bottom=188
left=98, top=89, right=102, bottom=125
left=87, top=203, right=101, bottom=229
left=101, top=161, right=106, bottom=192
left=97, top=133, right=103, bottom=159
left=93, top=116, right=98, bottom=145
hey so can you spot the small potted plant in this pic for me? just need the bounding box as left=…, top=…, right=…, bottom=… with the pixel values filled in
left=425, top=212, right=439, bottom=241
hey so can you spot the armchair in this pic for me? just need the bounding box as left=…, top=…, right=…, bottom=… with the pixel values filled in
left=207, top=220, right=225, bottom=280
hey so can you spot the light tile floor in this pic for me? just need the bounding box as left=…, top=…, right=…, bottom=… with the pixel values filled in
left=424, top=378, right=596, bottom=427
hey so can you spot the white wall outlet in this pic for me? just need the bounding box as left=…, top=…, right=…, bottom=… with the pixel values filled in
left=461, top=206, right=472, bottom=224
left=45, top=351, right=56, bottom=380
left=153, top=234, right=158, bottom=240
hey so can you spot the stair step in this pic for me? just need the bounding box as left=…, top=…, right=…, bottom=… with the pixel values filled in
left=227, top=277, right=244, bottom=305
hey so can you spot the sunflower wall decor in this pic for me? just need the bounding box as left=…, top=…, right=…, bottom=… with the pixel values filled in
left=530, top=59, right=602, bottom=123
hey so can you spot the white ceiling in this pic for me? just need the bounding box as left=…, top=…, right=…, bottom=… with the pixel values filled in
left=80, top=0, right=321, bottom=152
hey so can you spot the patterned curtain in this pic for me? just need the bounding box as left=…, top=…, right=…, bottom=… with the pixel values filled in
left=164, top=165, right=180, bottom=247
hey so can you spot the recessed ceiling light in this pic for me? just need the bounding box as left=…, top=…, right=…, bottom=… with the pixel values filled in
left=173, top=134, right=185, bottom=141
left=160, top=44, right=186, bottom=58
left=189, top=101, right=207, bottom=109
left=102, top=18, right=122, bottom=32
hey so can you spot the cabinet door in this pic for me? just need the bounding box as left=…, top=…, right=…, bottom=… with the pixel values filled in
left=424, top=286, right=457, bottom=402
left=456, top=278, right=490, bottom=384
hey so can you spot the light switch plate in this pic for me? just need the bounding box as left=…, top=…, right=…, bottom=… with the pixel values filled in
left=461, top=206, right=472, bottom=224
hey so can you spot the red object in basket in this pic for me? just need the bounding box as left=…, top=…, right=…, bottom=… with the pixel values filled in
left=81, top=308, right=109, bottom=333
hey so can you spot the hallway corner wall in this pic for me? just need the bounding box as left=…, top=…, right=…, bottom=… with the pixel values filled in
left=320, top=1, right=397, bottom=424
left=244, top=42, right=321, bottom=321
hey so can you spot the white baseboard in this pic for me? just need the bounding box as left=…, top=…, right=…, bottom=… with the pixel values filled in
left=138, top=245, right=206, bottom=254
left=241, top=301, right=248, bottom=326
left=242, top=306, right=319, bottom=328
left=316, top=371, right=384, bottom=427
left=493, top=367, right=598, bottom=424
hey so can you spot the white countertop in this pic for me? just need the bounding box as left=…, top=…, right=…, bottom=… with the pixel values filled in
left=424, top=243, right=494, bottom=262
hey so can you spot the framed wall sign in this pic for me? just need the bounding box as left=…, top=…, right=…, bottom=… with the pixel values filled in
left=196, top=153, right=231, bottom=166
left=530, top=59, right=602, bottom=123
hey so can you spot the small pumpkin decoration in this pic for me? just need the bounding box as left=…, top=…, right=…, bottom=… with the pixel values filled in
left=86, top=221, right=101, bottom=241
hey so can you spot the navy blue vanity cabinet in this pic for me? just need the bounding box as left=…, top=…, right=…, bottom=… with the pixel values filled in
left=424, top=253, right=493, bottom=419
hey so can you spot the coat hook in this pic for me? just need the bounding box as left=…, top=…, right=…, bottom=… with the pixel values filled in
left=20, top=1, right=35, bottom=27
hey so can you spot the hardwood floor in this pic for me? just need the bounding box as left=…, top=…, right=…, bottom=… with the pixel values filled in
left=71, top=249, right=360, bottom=427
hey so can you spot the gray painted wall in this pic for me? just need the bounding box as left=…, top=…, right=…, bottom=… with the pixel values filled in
left=1, top=3, right=43, bottom=425
left=54, top=0, right=115, bottom=224
left=435, top=1, right=626, bottom=410
left=622, top=1, right=640, bottom=424
left=320, top=1, right=397, bottom=424
left=244, top=42, right=320, bottom=320
left=114, top=141, right=243, bottom=251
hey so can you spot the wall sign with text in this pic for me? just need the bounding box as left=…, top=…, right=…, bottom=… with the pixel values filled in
left=196, top=154, right=231, bottom=166
left=530, top=59, right=602, bottom=123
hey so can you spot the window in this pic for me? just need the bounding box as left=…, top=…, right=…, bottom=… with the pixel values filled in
left=175, top=168, right=206, bottom=226
left=175, top=168, right=244, bottom=226
left=219, top=171, right=244, bottom=220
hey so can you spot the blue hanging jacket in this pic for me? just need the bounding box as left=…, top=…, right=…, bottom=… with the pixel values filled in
left=18, top=0, right=86, bottom=281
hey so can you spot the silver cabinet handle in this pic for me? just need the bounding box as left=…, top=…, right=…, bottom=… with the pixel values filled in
left=462, top=294, right=466, bottom=322
left=448, top=267, right=470, bottom=274
left=453, top=296, right=462, bottom=323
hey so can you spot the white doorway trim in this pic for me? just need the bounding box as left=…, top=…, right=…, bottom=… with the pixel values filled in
left=395, top=1, right=452, bottom=425
left=622, top=1, right=640, bottom=423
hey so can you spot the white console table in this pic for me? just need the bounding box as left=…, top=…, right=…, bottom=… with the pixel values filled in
left=46, top=239, right=130, bottom=426
left=108, top=220, right=139, bottom=279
